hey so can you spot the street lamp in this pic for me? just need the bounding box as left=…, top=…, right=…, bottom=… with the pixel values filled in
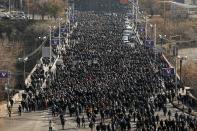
left=18, top=57, right=28, bottom=83
left=159, top=34, right=167, bottom=46
left=27, top=0, right=30, bottom=19
left=38, top=36, right=47, bottom=40
left=177, top=55, right=187, bottom=89
left=9, top=0, right=11, bottom=13
left=175, top=53, right=187, bottom=93
left=58, top=17, right=63, bottom=46
left=49, top=26, right=56, bottom=64
left=5, top=85, right=12, bottom=107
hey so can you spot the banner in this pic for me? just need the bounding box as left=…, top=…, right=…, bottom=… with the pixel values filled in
left=138, top=27, right=145, bottom=32
left=70, top=15, right=76, bottom=23
left=51, top=38, right=64, bottom=45
left=126, top=12, right=133, bottom=19
left=61, top=28, right=68, bottom=33
left=0, top=71, right=10, bottom=78
left=145, top=40, right=154, bottom=48
left=162, top=68, right=175, bottom=76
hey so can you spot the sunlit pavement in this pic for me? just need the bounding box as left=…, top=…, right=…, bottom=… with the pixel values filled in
left=0, top=99, right=195, bottom=131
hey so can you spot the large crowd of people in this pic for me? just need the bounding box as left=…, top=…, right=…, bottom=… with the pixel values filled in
left=19, top=11, right=197, bottom=131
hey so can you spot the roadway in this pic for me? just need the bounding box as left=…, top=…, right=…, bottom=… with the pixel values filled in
left=0, top=95, right=194, bottom=131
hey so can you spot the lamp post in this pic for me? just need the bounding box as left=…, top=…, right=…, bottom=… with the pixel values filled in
left=177, top=55, right=187, bottom=89
left=59, top=17, right=63, bottom=46
left=149, top=24, right=157, bottom=61
left=38, top=36, right=46, bottom=49
left=18, top=57, right=28, bottom=83
left=27, top=0, right=30, bottom=19
left=5, top=85, right=9, bottom=106
left=9, top=0, right=11, bottom=13
left=49, top=26, right=56, bottom=64
left=159, top=34, right=166, bottom=46
left=68, top=7, right=71, bottom=33
left=38, top=36, right=47, bottom=40
left=5, top=85, right=12, bottom=107
left=49, top=26, right=52, bottom=64
left=145, top=16, right=147, bottom=40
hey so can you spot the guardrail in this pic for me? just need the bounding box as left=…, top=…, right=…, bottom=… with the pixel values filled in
left=24, top=21, right=67, bottom=88
left=162, top=53, right=197, bottom=110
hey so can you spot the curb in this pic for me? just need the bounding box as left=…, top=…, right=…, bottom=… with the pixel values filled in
left=171, top=101, right=197, bottom=117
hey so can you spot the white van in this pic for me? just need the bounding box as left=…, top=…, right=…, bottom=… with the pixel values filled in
left=122, top=35, right=129, bottom=43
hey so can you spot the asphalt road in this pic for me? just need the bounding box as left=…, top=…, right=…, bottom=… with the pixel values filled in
left=0, top=98, right=192, bottom=131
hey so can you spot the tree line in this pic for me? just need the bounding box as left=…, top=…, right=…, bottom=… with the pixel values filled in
left=0, top=0, right=67, bottom=20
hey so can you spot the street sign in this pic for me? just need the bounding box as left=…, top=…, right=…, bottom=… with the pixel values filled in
left=162, top=68, right=175, bottom=76
left=145, top=40, right=154, bottom=48
left=0, top=71, right=10, bottom=78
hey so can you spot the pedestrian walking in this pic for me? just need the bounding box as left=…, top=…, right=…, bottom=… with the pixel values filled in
left=82, top=116, right=85, bottom=128
left=89, top=121, right=94, bottom=131
left=60, top=113, right=65, bottom=130
left=8, top=105, right=11, bottom=117
left=76, top=116, right=81, bottom=128
left=18, top=105, right=22, bottom=116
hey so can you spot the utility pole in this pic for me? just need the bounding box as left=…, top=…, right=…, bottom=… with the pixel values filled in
left=175, top=48, right=178, bottom=94
left=164, top=0, right=166, bottom=34
left=69, top=8, right=71, bottom=33
left=9, top=0, right=11, bottom=13
left=20, top=0, right=23, bottom=12
left=59, top=18, right=61, bottom=46
left=154, top=24, right=157, bottom=46
left=27, top=0, right=30, bottom=19
left=132, top=0, right=134, bottom=16
left=145, top=16, right=147, bottom=40
left=135, top=0, right=138, bottom=26
left=154, top=24, right=157, bottom=62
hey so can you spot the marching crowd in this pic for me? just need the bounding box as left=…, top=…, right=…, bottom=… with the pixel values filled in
left=18, top=11, right=196, bottom=131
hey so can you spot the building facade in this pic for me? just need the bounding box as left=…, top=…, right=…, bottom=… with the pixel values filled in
left=175, top=0, right=197, bottom=5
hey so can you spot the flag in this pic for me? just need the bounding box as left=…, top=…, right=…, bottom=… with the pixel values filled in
left=70, top=15, right=76, bottom=23
left=0, top=71, right=9, bottom=78
left=162, top=68, right=175, bottom=76
left=61, top=28, right=68, bottom=33
left=138, top=27, right=145, bottom=32
left=145, top=40, right=154, bottom=48
left=51, top=38, right=64, bottom=45
left=127, top=13, right=133, bottom=19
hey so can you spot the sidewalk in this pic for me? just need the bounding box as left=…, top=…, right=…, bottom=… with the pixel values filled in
left=0, top=92, right=22, bottom=118
left=172, top=100, right=197, bottom=117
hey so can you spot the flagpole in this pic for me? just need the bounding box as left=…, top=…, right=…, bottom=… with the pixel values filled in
left=49, top=26, right=52, bottom=64
left=69, top=8, right=71, bottom=33
left=135, top=0, right=138, bottom=27
left=9, top=0, right=11, bottom=13
left=59, top=17, right=62, bottom=46
left=154, top=24, right=157, bottom=62
left=175, top=54, right=178, bottom=95
left=145, top=16, right=147, bottom=40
